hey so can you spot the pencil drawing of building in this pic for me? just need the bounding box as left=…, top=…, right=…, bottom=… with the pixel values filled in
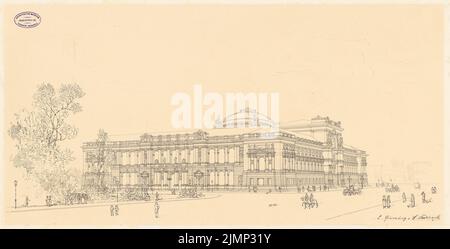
left=81, top=109, right=368, bottom=192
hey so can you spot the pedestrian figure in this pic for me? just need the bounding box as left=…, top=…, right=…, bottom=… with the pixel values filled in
left=46, top=195, right=52, bottom=207
left=155, top=192, right=160, bottom=201
left=408, top=194, right=415, bottom=208
left=302, top=193, right=309, bottom=209
left=110, top=205, right=115, bottom=216
left=25, top=196, right=29, bottom=207
left=154, top=200, right=160, bottom=218
left=302, top=186, right=305, bottom=192
left=114, top=204, right=119, bottom=216
left=431, top=186, right=437, bottom=194
left=382, top=195, right=386, bottom=208
left=420, top=191, right=431, bottom=203
left=386, top=195, right=391, bottom=208
left=402, top=192, right=407, bottom=203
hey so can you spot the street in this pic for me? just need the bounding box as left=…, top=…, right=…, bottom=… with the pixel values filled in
left=5, top=184, right=442, bottom=227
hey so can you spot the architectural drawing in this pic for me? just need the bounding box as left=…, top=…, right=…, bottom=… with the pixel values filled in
left=2, top=3, right=446, bottom=228
left=82, top=111, right=368, bottom=194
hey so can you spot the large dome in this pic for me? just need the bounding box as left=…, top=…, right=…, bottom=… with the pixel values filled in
left=216, top=108, right=276, bottom=129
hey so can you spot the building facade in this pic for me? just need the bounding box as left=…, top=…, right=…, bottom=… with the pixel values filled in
left=82, top=112, right=368, bottom=191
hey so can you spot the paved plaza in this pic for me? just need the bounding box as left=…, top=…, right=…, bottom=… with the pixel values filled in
left=6, top=184, right=442, bottom=227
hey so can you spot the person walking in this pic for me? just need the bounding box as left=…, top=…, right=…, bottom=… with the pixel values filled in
left=382, top=195, right=386, bottom=208
left=110, top=205, right=115, bottom=216
left=408, top=193, right=415, bottom=208
left=421, top=191, right=426, bottom=203
left=114, top=204, right=119, bottom=216
left=302, top=193, right=309, bottom=208
left=154, top=200, right=160, bottom=218
left=402, top=192, right=407, bottom=203
left=386, top=195, right=391, bottom=208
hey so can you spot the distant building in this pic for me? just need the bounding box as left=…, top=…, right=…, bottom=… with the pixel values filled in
left=82, top=109, right=368, bottom=191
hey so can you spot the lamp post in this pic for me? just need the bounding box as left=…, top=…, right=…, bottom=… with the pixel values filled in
left=14, top=180, right=17, bottom=209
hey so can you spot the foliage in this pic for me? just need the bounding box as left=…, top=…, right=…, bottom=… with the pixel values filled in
left=8, top=83, right=85, bottom=201
left=85, top=129, right=114, bottom=190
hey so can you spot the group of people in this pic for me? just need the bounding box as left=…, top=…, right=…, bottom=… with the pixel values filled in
left=45, top=195, right=53, bottom=207
left=109, top=191, right=161, bottom=218
left=382, top=185, right=439, bottom=210
left=110, top=204, right=119, bottom=216
left=382, top=195, right=392, bottom=209
left=179, top=188, right=202, bottom=198
left=248, top=185, right=329, bottom=194
left=297, top=185, right=329, bottom=193
left=401, top=188, right=435, bottom=208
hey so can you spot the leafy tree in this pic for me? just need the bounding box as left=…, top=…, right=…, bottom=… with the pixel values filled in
left=8, top=83, right=85, bottom=200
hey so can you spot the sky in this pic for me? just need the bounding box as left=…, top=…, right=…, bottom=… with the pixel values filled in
left=4, top=4, right=444, bottom=184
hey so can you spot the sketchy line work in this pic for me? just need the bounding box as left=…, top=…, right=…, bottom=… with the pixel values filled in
left=81, top=109, right=368, bottom=201
left=7, top=83, right=439, bottom=226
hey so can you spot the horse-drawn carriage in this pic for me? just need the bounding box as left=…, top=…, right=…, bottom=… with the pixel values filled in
left=343, top=185, right=362, bottom=196
left=301, top=194, right=318, bottom=209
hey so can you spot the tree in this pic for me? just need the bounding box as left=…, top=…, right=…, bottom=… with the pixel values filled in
left=85, top=129, right=114, bottom=190
left=8, top=83, right=85, bottom=201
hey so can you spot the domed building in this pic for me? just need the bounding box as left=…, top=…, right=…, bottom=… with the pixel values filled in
left=216, top=107, right=277, bottom=129
left=82, top=110, right=368, bottom=193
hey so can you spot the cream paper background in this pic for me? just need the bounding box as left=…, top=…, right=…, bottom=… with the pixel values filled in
left=0, top=1, right=448, bottom=227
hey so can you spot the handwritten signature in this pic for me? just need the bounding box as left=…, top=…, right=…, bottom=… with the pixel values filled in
left=377, top=214, right=440, bottom=222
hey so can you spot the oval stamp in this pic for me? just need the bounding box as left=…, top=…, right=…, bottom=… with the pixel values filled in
left=14, top=11, right=41, bottom=28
